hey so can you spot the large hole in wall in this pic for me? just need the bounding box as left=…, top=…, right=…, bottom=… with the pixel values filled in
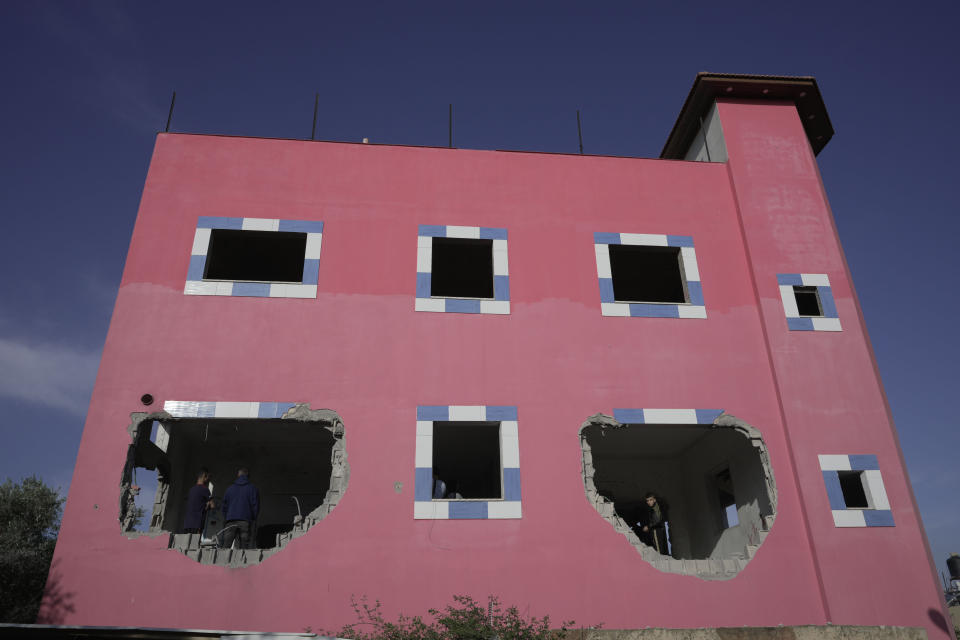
left=119, top=405, right=348, bottom=567
left=579, top=412, right=776, bottom=580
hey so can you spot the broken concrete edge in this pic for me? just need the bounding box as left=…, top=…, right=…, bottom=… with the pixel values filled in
left=713, top=413, right=778, bottom=515
left=558, top=626, right=928, bottom=640
left=577, top=411, right=777, bottom=581
left=273, top=405, right=350, bottom=550
left=119, top=403, right=351, bottom=569
left=120, top=410, right=172, bottom=537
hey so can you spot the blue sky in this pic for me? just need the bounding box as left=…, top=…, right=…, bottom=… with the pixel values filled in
left=1, top=1, right=957, bottom=576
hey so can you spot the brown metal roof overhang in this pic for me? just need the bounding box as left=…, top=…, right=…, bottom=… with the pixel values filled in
left=660, top=72, right=834, bottom=159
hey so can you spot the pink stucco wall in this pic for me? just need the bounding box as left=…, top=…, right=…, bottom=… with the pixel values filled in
left=46, top=99, right=950, bottom=638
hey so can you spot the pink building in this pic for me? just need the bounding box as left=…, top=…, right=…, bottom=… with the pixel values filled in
left=45, top=73, right=952, bottom=638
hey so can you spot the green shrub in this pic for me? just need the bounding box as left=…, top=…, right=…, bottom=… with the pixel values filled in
left=330, top=595, right=579, bottom=640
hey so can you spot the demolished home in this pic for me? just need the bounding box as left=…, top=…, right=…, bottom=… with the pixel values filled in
left=44, top=73, right=952, bottom=639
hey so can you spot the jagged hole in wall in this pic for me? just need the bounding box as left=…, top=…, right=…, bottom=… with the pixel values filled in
left=579, top=413, right=776, bottom=580
left=119, top=405, right=348, bottom=567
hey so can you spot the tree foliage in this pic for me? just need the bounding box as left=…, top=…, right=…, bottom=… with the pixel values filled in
left=330, top=595, right=577, bottom=640
left=0, top=476, right=64, bottom=623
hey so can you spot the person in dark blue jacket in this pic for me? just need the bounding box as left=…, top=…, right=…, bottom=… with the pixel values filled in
left=182, top=467, right=214, bottom=534
left=221, top=467, right=260, bottom=549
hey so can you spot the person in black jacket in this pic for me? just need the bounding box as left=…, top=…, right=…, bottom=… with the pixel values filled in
left=221, top=467, right=260, bottom=549
left=640, top=492, right=670, bottom=555
left=182, top=467, right=214, bottom=534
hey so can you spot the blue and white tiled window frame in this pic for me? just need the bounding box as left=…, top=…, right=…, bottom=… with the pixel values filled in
left=613, top=407, right=723, bottom=425
left=184, top=216, right=323, bottom=298
left=818, top=454, right=894, bottom=527
left=414, top=405, right=521, bottom=519
left=415, top=225, right=510, bottom=315
left=158, top=400, right=298, bottom=451
left=163, top=400, right=298, bottom=419
left=594, top=233, right=706, bottom=318
left=777, top=273, right=841, bottom=332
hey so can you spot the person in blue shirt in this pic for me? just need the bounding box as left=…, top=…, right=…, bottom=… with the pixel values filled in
left=221, top=467, right=260, bottom=549
left=182, top=468, right=213, bottom=534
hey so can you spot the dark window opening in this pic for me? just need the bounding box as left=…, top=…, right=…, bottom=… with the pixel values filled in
left=432, top=421, right=501, bottom=499
left=430, top=238, right=494, bottom=298
left=793, top=286, right=823, bottom=316
left=715, top=467, right=738, bottom=529
left=204, top=229, right=307, bottom=283
left=838, top=471, right=869, bottom=508
left=609, top=244, right=686, bottom=303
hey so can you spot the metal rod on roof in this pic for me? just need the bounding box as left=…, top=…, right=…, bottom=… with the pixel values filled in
left=165, top=91, right=176, bottom=133
left=577, top=110, right=584, bottom=155
left=311, top=93, right=319, bottom=141
left=449, top=104, right=453, bottom=148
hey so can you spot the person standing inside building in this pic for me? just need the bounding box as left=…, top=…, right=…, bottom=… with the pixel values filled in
left=641, top=492, right=670, bottom=556
left=432, top=470, right=447, bottom=499
left=221, top=467, right=260, bottom=549
left=182, top=467, right=214, bottom=534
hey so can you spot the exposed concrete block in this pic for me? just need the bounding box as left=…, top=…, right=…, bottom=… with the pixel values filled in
left=562, top=626, right=927, bottom=640
left=694, top=559, right=712, bottom=575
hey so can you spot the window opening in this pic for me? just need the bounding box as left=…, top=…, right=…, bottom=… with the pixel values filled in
left=715, top=467, right=738, bottom=529
left=838, top=470, right=869, bottom=508
left=430, top=238, right=494, bottom=298
left=203, top=229, right=307, bottom=283
left=793, top=286, right=823, bottom=317
left=432, top=421, right=501, bottom=499
left=609, top=244, right=686, bottom=303
left=724, top=503, right=739, bottom=528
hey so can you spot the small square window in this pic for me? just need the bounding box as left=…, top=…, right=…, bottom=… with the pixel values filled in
left=792, top=286, right=823, bottom=317
left=185, top=217, right=323, bottom=298
left=433, top=421, right=501, bottom=499
left=594, top=233, right=706, bottom=318
left=414, top=405, right=521, bottom=519
left=430, top=238, right=494, bottom=299
left=837, top=471, right=869, bottom=509
left=415, top=226, right=510, bottom=314
left=204, top=229, right=307, bottom=283
left=609, top=245, right=686, bottom=303
left=777, top=274, right=841, bottom=331
left=818, top=454, right=894, bottom=527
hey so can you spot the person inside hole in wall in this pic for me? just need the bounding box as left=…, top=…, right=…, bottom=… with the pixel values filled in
left=182, top=467, right=215, bottom=534
left=640, top=491, right=671, bottom=555
left=221, top=467, right=260, bottom=549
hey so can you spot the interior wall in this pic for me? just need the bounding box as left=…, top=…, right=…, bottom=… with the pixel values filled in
left=680, top=429, right=771, bottom=559
left=683, top=102, right=728, bottom=162
left=162, top=425, right=188, bottom=532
